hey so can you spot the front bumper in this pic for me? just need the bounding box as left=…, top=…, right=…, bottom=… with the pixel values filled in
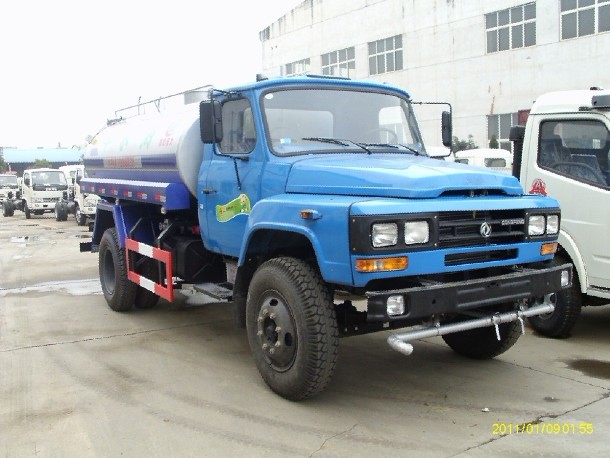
left=367, top=263, right=572, bottom=322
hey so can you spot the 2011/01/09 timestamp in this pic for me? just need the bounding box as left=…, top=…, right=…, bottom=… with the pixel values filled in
left=492, top=422, right=594, bottom=435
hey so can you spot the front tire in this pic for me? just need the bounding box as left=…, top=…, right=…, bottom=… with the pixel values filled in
left=99, top=228, right=137, bottom=312
left=528, top=255, right=581, bottom=338
left=75, top=204, right=87, bottom=226
left=442, top=303, right=522, bottom=359
left=246, top=257, right=339, bottom=401
left=24, top=201, right=31, bottom=219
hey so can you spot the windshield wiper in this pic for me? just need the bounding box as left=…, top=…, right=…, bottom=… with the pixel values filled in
left=302, top=137, right=373, bottom=154
left=360, top=143, right=423, bottom=156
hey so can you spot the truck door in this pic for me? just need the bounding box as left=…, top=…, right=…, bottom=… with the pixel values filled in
left=201, top=97, right=262, bottom=257
left=524, top=117, right=610, bottom=292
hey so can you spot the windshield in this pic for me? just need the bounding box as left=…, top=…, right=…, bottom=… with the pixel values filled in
left=0, top=175, right=18, bottom=187
left=32, top=171, right=67, bottom=186
left=262, top=88, right=424, bottom=155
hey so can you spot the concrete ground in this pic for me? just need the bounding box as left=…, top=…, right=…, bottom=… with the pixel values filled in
left=1, top=213, right=609, bottom=457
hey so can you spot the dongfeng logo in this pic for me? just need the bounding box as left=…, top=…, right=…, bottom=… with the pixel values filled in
left=480, top=222, right=492, bottom=238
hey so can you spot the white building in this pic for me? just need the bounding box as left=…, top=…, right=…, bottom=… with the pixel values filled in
left=259, top=0, right=610, bottom=150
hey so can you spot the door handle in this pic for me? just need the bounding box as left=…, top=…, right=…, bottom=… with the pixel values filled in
left=202, top=188, right=217, bottom=194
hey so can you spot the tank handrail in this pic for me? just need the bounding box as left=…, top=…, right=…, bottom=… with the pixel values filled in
left=114, top=84, right=213, bottom=117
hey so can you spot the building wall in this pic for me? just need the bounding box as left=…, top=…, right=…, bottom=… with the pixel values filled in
left=260, top=0, right=610, bottom=149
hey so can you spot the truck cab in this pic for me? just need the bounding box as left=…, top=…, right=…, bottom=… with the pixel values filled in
left=512, top=88, right=610, bottom=337
left=450, top=148, right=513, bottom=174
left=16, top=168, right=68, bottom=219
left=58, top=164, right=100, bottom=225
left=0, top=173, right=20, bottom=203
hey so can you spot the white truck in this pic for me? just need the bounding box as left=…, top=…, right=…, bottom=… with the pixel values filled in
left=3, top=168, right=68, bottom=218
left=511, top=88, right=610, bottom=337
left=58, top=164, right=100, bottom=225
left=452, top=148, right=513, bottom=174
left=0, top=173, right=20, bottom=211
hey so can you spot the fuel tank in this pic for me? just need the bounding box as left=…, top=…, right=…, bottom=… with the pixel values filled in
left=84, top=107, right=203, bottom=196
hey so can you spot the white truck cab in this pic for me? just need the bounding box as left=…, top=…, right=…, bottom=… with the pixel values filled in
left=451, top=148, right=513, bottom=174
left=58, top=164, right=100, bottom=225
left=512, top=88, right=610, bottom=337
left=20, top=168, right=68, bottom=218
left=0, top=173, right=20, bottom=204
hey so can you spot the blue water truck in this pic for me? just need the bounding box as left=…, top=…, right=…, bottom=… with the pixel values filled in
left=81, top=75, right=571, bottom=400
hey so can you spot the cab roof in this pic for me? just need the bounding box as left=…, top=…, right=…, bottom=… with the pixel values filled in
left=530, top=88, right=610, bottom=115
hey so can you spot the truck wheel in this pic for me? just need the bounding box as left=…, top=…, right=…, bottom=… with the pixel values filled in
left=24, top=202, right=31, bottom=219
left=55, top=203, right=63, bottom=221
left=441, top=303, right=522, bottom=359
left=99, top=228, right=137, bottom=312
left=246, top=257, right=339, bottom=401
left=2, top=201, right=12, bottom=217
left=528, top=256, right=581, bottom=338
left=75, top=205, right=87, bottom=226
left=134, top=259, right=160, bottom=309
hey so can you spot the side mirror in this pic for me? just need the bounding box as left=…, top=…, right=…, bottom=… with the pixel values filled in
left=200, top=100, right=223, bottom=144
left=441, top=111, right=452, bottom=148
left=24, top=177, right=30, bottom=186
left=75, top=176, right=81, bottom=185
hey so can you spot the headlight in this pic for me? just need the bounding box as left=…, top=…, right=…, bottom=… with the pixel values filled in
left=405, top=221, right=429, bottom=245
left=372, top=223, right=398, bottom=247
left=546, top=214, right=559, bottom=235
left=528, top=215, right=546, bottom=236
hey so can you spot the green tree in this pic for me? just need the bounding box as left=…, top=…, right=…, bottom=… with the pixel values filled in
left=452, top=135, right=477, bottom=152
left=489, top=134, right=499, bottom=149
left=0, top=147, right=6, bottom=172
left=33, top=158, right=52, bottom=168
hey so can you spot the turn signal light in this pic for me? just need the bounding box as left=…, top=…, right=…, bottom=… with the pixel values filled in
left=356, top=256, right=408, bottom=272
left=540, top=242, right=558, bottom=256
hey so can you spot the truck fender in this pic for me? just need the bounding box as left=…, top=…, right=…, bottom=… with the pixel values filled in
left=91, top=201, right=160, bottom=250
left=237, top=200, right=353, bottom=286
left=558, top=229, right=588, bottom=294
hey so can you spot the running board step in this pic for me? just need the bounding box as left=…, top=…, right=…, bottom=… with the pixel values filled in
left=193, top=282, right=233, bottom=301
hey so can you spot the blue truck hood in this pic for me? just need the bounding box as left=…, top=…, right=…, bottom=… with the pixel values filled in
left=285, top=154, right=523, bottom=198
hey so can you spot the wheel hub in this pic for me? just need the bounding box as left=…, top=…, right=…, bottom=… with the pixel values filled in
left=255, top=296, right=296, bottom=370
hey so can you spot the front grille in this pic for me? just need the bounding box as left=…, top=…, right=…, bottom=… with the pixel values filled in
left=445, top=249, right=518, bottom=266
left=438, top=210, right=526, bottom=248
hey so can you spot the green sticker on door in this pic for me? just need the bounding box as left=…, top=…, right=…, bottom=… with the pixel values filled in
left=216, top=193, right=252, bottom=222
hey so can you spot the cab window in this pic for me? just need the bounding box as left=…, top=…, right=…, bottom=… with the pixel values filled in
left=538, top=120, right=609, bottom=188
left=219, top=98, right=256, bottom=154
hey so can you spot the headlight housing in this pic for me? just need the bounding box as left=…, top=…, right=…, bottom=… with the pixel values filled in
left=528, top=215, right=546, bottom=236
left=546, top=214, right=559, bottom=235
left=528, top=213, right=560, bottom=237
left=372, top=223, right=398, bottom=248
left=405, top=221, right=429, bottom=245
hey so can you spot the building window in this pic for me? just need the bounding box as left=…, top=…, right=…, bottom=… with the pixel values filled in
left=561, top=0, right=610, bottom=40
left=321, top=47, right=355, bottom=77
left=368, top=35, right=403, bottom=75
left=487, top=113, right=518, bottom=151
left=285, top=58, right=310, bottom=76
left=485, top=2, right=536, bottom=53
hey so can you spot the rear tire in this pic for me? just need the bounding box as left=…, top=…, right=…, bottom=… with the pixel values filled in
left=528, top=255, right=581, bottom=338
left=442, top=303, right=522, bottom=359
left=246, top=257, right=339, bottom=401
left=99, top=228, right=137, bottom=312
